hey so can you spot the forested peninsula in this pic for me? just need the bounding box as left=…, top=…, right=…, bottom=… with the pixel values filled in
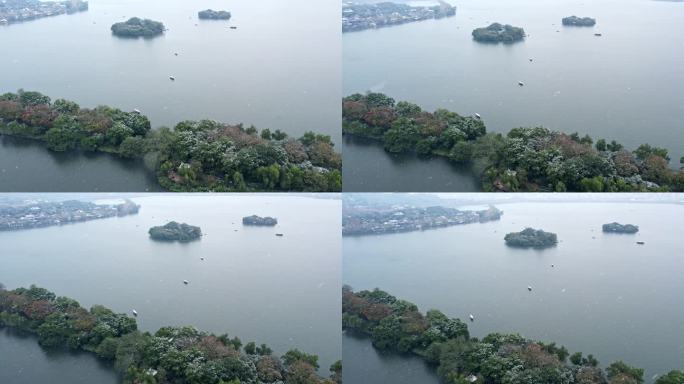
left=342, top=286, right=683, bottom=384
left=342, top=93, right=684, bottom=192
left=0, top=284, right=341, bottom=384
left=0, top=90, right=341, bottom=192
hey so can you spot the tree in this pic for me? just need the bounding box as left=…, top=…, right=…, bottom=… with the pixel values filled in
left=53, top=99, right=80, bottom=114
left=595, top=139, right=607, bottom=151
left=282, top=349, right=320, bottom=369
left=45, top=127, right=81, bottom=152
left=607, top=361, right=644, bottom=384
left=119, top=136, right=147, bottom=158
left=244, top=341, right=257, bottom=355
left=655, top=370, right=684, bottom=384
left=634, top=144, right=669, bottom=162
left=256, top=164, right=280, bottom=190
left=18, top=90, right=50, bottom=106
left=261, top=128, right=272, bottom=140
left=105, top=122, right=135, bottom=147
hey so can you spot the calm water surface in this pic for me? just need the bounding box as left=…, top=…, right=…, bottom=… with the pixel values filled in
left=0, top=329, right=119, bottom=384
left=344, top=201, right=684, bottom=383
left=0, top=194, right=341, bottom=380
left=343, top=0, right=684, bottom=191
left=0, top=0, right=340, bottom=191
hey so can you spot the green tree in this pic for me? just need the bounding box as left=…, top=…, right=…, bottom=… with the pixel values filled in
left=655, top=370, right=684, bottom=384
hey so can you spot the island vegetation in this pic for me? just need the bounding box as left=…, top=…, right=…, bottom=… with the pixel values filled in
left=111, top=17, right=165, bottom=38
left=472, top=23, right=525, bottom=43
left=242, top=215, right=278, bottom=227
left=342, top=92, right=684, bottom=192
left=343, top=286, right=682, bottom=384
left=149, top=221, right=202, bottom=242
left=602, top=222, right=639, bottom=234
left=198, top=9, right=231, bottom=20
left=504, top=228, right=558, bottom=248
left=0, top=90, right=341, bottom=192
left=562, top=16, right=596, bottom=27
left=0, top=284, right=341, bottom=384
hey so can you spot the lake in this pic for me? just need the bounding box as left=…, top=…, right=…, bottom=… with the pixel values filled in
left=0, top=0, right=340, bottom=191
left=0, top=329, right=119, bottom=384
left=0, top=136, right=163, bottom=192
left=343, top=0, right=684, bottom=191
left=343, top=198, right=684, bottom=382
left=0, top=194, right=341, bottom=380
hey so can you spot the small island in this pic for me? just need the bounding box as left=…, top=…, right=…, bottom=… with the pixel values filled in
left=562, top=16, right=596, bottom=27
left=198, top=9, right=231, bottom=20
left=149, top=221, right=202, bottom=242
left=0, top=285, right=340, bottom=384
left=504, top=228, right=558, bottom=248
left=602, top=222, right=639, bottom=234
left=242, top=215, right=278, bottom=226
left=111, top=17, right=165, bottom=38
left=472, top=23, right=525, bottom=43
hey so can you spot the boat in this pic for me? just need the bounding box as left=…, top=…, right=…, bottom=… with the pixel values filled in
left=174, top=52, right=178, bottom=56
left=132, top=309, right=138, bottom=316
left=469, top=314, right=474, bottom=321
left=636, top=241, right=645, bottom=245
left=518, top=81, right=525, bottom=86
left=529, top=58, right=533, bottom=62
left=276, top=233, right=284, bottom=237
left=200, top=257, right=205, bottom=260
left=474, top=113, right=481, bottom=119
left=594, top=33, right=602, bottom=37
left=183, top=280, right=189, bottom=285
left=133, top=108, right=141, bottom=114
left=169, top=76, right=176, bottom=81
left=527, top=285, right=532, bottom=291
left=230, top=26, right=237, bottom=29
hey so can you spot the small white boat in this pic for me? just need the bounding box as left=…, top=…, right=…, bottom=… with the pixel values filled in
left=183, top=280, right=189, bottom=285
left=529, top=58, right=533, bottom=62
left=276, top=233, right=284, bottom=237
left=551, top=264, right=554, bottom=268
left=518, top=81, right=525, bottom=86
left=174, top=52, right=178, bottom=56
left=528, top=285, right=533, bottom=291
left=474, top=113, right=481, bottom=119
left=133, top=108, right=141, bottom=114
left=132, top=309, right=138, bottom=316
left=169, top=76, right=176, bottom=81
left=469, top=314, right=474, bottom=321
left=200, top=257, right=205, bottom=261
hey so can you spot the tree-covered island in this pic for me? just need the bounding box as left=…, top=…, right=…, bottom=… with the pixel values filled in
left=198, top=9, right=231, bottom=20
left=0, top=90, right=341, bottom=192
left=602, top=222, right=639, bottom=234
left=0, top=284, right=341, bottom=384
left=149, top=221, right=202, bottom=242
left=504, top=228, right=558, bottom=248
left=562, top=16, right=597, bottom=27
left=242, top=215, right=278, bottom=226
left=343, top=286, right=683, bottom=384
left=342, top=92, right=684, bottom=192
left=111, top=17, right=165, bottom=38
left=472, top=23, right=525, bottom=43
